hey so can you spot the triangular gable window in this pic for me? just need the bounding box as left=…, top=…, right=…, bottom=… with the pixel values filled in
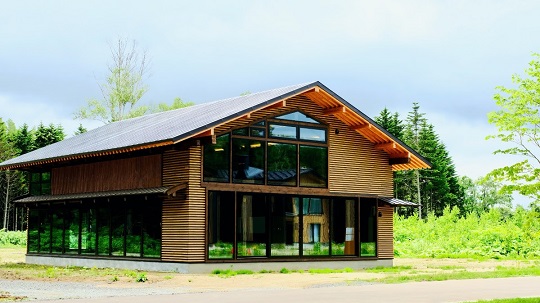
left=275, top=111, right=320, bottom=124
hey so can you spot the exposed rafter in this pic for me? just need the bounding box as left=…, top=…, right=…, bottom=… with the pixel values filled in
left=322, top=106, right=346, bottom=116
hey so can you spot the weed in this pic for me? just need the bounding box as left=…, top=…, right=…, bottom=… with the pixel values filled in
left=135, top=273, right=148, bottom=283
left=280, top=268, right=290, bottom=274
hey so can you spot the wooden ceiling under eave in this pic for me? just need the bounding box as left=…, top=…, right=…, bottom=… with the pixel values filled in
left=302, top=87, right=430, bottom=171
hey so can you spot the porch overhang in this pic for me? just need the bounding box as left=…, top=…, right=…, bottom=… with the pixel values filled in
left=378, top=197, right=418, bottom=207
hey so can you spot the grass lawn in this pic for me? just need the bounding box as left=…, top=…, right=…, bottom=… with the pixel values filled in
left=1, top=246, right=540, bottom=286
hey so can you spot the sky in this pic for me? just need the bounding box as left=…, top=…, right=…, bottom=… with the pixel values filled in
left=1, top=1, right=540, bottom=205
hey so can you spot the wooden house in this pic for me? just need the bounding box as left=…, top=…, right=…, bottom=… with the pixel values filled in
left=0, top=82, right=430, bottom=273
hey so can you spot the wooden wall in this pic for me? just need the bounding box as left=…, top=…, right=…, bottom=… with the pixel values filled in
left=377, top=204, right=394, bottom=259
left=161, top=147, right=206, bottom=263
left=51, top=154, right=161, bottom=195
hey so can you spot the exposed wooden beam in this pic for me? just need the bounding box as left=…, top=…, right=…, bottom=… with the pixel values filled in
left=194, top=128, right=214, bottom=138
left=390, top=157, right=410, bottom=165
left=166, top=182, right=188, bottom=197
left=264, top=100, right=286, bottom=110
left=323, top=106, right=346, bottom=116
left=375, top=142, right=396, bottom=150
left=389, top=152, right=410, bottom=159
left=350, top=123, right=371, bottom=130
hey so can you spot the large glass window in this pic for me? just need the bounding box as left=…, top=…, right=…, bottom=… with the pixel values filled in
left=270, top=196, right=299, bottom=256
left=203, top=134, right=230, bottom=182
left=26, top=197, right=161, bottom=259
left=202, top=111, right=328, bottom=188
left=267, top=143, right=297, bottom=186
left=299, top=145, right=327, bottom=187
left=97, top=206, right=110, bottom=256
left=80, top=208, right=96, bottom=255
left=237, top=194, right=267, bottom=257
left=27, top=209, right=39, bottom=253
left=208, top=191, right=235, bottom=259
left=142, top=201, right=162, bottom=258
left=331, top=199, right=357, bottom=256
left=360, top=198, right=377, bottom=257
left=30, top=172, right=51, bottom=196
left=269, top=124, right=297, bottom=139
left=51, top=209, right=64, bottom=254
left=65, top=208, right=80, bottom=254
left=302, top=198, right=330, bottom=256
left=232, top=138, right=264, bottom=184
left=209, top=192, right=367, bottom=260
left=38, top=209, right=51, bottom=253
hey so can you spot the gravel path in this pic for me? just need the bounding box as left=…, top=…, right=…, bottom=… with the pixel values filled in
left=0, top=279, right=191, bottom=301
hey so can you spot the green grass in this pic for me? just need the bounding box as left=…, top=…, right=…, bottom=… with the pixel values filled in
left=211, top=269, right=254, bottom=277
left=365, top=265, right=413, bottom=273
left=471, top=298, right=540, bottom=303
left=308, top=268, right=354, bottom=274
left=367, top=266, right=540, bottom=284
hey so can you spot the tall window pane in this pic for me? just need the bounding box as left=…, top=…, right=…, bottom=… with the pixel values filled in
left=302, top=198, right=330, bottom=256
left=360, top=198, right=377, bottom=257
left=81, top=208, right=96, bottom=255
left=111, top=203, right=125, bottom=256
left=300, top=145, right=327, bottom=188
left=126, top=204, right=143, bottom=257
left=51, top=209, right=64, bottom=254
left=208, top=191, right=235, bottom=259
left=267, top=143, right=297, bottom=186
left=143, top=199, right=162, bottom=258
left=38, top=209, right=51, bottom=253
left=64, top=208, right=80, bottom=254
left=97, top=206, right=110, bottom=256
left=237, top=194, right=267, bottom=257
left=331, top=199, right=356, bottom=256
left=270, top=196, right=298, bottom=256
left=203, top=134, right=230, bottom=182
left=232, top=138, right=264, bottom=184
left=28, top=209, right=39, bottom=253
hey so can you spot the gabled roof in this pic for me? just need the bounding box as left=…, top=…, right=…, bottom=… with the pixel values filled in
left=0, top=81, right=431, bottom=171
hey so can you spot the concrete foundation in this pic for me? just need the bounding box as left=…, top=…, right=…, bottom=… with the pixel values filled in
left=26, top=255, right=393, bottom=274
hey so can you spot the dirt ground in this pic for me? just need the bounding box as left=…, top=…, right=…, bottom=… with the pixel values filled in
left=1, top=247, right=539, bottom=292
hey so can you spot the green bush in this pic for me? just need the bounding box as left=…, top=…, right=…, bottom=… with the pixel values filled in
left=0, top=230, right=26, bottom=247
left=394, top=207, right=540, bottom=259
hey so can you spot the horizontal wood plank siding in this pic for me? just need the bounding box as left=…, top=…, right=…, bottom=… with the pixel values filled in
left=161, top=146, right=206, bottom=262
left=377, top=205, right=394, bottom=259
left=51, top=154, right=161, bottom=194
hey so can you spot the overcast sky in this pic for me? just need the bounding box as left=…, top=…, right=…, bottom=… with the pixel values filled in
left=1, top=1, right=539, bottom=204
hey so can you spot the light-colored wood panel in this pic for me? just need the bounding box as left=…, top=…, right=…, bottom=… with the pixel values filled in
left=377, top=205, right=394, bottom=259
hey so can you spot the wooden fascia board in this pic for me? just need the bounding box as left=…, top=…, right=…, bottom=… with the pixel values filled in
left=0, top=140, right=174, bottom=171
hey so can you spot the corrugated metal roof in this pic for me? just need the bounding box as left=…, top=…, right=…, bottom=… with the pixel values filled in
left=0, top=81, right=431, bottom=170
left=379, top=197, right=418, bottom=207
left=13, top=187, right=169, bottom=204
left=0, top=82, right=315, bottom=169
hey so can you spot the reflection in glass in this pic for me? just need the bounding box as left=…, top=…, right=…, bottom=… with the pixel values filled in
left=275, top=111, right=320, bottom=124
left=64, top=208, right=79, bottom=254
left=267, top=143, right=297, bottom=186
left=38, top=209, right=51, bottom=253
left=97, top=206, right=110, bottom=256
left=360, top=198, right=377, bottom=257
left=143, top=200, right=162, bottom=258
left=331, top=199, right=356, bottom=256
left=51, top=209, right=64, bottom=254
left=208, top=191, right=235, bottom=259
left=125, top=206, right=143, bottom=257
left=300, top=127, right=326, bottom=142
left=299, top=146, right=328, bottom=187
left=250, top=127, right=265, bottom=137
left=302, top=198, right=330, bottom=256
left=203, top=134, right=230, bottom=182
left=111, top=204, right=125, bottom=256
left=233, top=139, right=264, bottom=184
left=28, top=209, right=39, bottom=253
left=268, top=124, right=297, bottom=139
left=237, top=194, right=267, bottom=257
left=270, top=196, right=299, bottom=256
